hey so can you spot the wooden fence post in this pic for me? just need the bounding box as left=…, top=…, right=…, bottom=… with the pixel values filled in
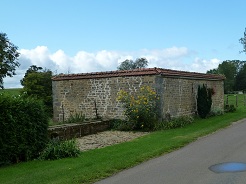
left=236, top=95, right=238, bottom=107
left=244, top=95, right=246, bottom=106
left=62, top=104, right=65, bottom=123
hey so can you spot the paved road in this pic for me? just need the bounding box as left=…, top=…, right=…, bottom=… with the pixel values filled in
left=96, top=119, right=246, bottom=184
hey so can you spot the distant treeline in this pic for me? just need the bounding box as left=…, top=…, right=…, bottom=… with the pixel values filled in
left=207, top=60, right=246, bottom=94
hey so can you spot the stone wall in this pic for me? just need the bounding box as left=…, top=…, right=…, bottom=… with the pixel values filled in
left=53, top=75, right=156, bottom=122
left=52, top=75, right=224, bottom=122
left=161, top=78, right=224, bottom=119
left=48, top=121, right=110, bottom=140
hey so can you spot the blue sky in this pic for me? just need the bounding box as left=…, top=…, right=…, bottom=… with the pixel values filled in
left=1, top=0, right=246, bottom=88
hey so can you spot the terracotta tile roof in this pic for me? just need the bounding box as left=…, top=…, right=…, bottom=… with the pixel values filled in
left=52, top=67, right=225, bottom=81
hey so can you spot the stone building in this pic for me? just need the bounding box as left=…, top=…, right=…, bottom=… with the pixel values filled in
left=52, top=67, right=225, bottom=122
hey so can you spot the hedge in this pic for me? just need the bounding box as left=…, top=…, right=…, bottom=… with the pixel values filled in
left=0, top=94, right=49, bottom=166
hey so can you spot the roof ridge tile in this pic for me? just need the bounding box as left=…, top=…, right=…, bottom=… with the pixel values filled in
left=52, top=67, right=225, bottom=81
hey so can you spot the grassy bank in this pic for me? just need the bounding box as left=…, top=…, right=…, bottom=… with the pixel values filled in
left=1, top=104, right=246, bottom=184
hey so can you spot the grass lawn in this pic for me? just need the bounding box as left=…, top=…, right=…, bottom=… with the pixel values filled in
left=0, top=95, right=246, bottom=184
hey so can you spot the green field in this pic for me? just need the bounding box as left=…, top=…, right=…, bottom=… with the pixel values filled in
left=225, top=94, right=246, bottom=107
left=0, top=88, right=22, bottom=96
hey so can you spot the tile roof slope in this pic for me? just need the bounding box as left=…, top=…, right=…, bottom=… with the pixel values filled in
left=52, top=67, right=225, bottom=81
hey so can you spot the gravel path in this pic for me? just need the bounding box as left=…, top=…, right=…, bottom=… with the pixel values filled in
left=77, top=131, right=149, bottom=151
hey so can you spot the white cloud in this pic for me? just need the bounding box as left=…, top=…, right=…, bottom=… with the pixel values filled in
left=3, top=46, right=222, bottom=88
left=50, top=50, right=72, bottom=74
left=189, top=58, right=221, bottom=73
left=20, top=46, right=56, bottom=69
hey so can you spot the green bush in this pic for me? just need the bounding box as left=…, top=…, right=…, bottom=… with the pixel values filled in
left=208, top=108, right=224, bottom=117
left=197, top=84, right=212, bottom=118
left=117, top=86, right=158, bottom=131
left=65, top=112, right=85, bottom=124
left=0, top=94, right=49, bottom=166
left=224, top=104, right=237, bottom=113
left=154, top=115, right=194, bottom=130
left=109, top=119, right=134, bottom=131
left=39, top=139, right=80, bottom=160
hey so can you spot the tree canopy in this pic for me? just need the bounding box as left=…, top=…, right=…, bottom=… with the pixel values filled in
left=21, top=65, right=53, bottom=116
left=207, top=60, right=246, bottom=93
left=20, top=65, right=43, bottom=86
left=0, top=33, right=20, bottom=88
left=235, top=64, right=246, bottom=91
left=117, top=58, right=148, bottom=70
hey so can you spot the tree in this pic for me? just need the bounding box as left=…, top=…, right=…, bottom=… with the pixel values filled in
left=206, top=68, right=219, bottom=74
left=197, top=84, right=212, bottom=118
left=239, top=28, right=246, bottom=53
left=206, top=60, right=246, bottom=93
left=235, top=63, right=246, bottom=91
left=20, top=65, right=43, bottom=86
left=218, top=61, right=237, bottom=93
left=117, top=57, right=148, bottom=70
left=21, top=66, right=53, bottom=116
left=0, top=33, right=20, bottom=88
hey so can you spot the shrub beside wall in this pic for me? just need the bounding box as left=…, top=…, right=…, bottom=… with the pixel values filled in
left=38, top=139, right=80, bottom=160
left=0, top=94, right=49, bottom=166
left=117, top=86, right=158, bottom=131
left=197, top=84, right=212, bottom=118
